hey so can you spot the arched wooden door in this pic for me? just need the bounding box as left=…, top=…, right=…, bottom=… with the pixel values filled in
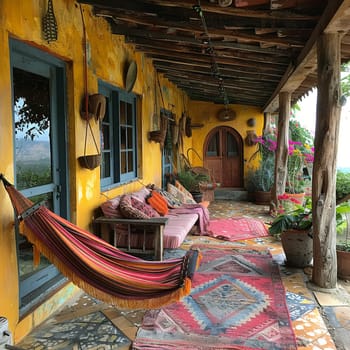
left=204, top=126, right=243, bottom=187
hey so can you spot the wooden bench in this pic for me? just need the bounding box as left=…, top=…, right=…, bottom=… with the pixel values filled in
left=93, top=216, right=168, bottom=261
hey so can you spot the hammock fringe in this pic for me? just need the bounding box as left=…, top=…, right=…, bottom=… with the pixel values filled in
left=1, top=174, right=200, bottom=309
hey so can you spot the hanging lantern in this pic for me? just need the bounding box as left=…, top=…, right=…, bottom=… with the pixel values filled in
left=42, top=0, right=58, bottom=43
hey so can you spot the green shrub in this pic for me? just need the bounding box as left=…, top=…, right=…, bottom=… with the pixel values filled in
left=245, top=157, right=274, bottom=192
left=177, top=170, right=209, bottom=193
left=336, top=171, right=350, bottom=201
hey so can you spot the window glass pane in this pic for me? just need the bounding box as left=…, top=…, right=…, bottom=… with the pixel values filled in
left=14, top=68, right=52, bottom=190
left=104, top=97, right=110, bottom=122
left=128, top=151, right=134, bottom=172
left=120, top=126, right=126, bottom=150
left=101, top=152, right=110, bottom=178
left=127, top=102, right=133, bottom=125
left=121, top=151, right=127, bottom=174
left=102, top=124, right=110, bottom=149
left=127, top=127, right=133, bottom=149
left=100, top=92, right=111, bottom=180
left=120, top=101, right=126, bottom=124
left=18, top=192, right=52, bottom=278
left=227, top=133, right=238, bottom=157
left=207, top=131, right=219, bottom=156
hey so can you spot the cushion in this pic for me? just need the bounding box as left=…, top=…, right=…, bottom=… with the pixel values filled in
left=175, top=180, right=195, bottom=201
left=100, top=195, right=123, bottom=218
left=159, top=189, right=183, bottom=208
left=146, top=190, right=169, bottom=216
left=119, top=194, right=150, bottom=219
left=167, top=183, right=197, bottom=205
left=131, top=187, right=151, bottom=202
left=131, top=196, right=160, bottom=218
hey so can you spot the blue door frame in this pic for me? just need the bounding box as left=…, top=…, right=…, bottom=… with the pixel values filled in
left=10, top=39, right=69, bottom=315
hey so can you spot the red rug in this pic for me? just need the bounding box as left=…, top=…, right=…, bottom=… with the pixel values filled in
left=206, top=217, right=269, bottom=241
left=133, top=246, right=297, bottom=350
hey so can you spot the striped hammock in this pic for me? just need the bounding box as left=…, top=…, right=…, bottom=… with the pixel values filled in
left=0, top=174, right=200, bottom=309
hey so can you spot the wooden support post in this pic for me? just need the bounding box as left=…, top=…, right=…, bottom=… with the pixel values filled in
left=270, top=92, right=290, bottom=215
left=312, top=32, right=341, bottom=289
left=263, top=112, right=272, bottom=135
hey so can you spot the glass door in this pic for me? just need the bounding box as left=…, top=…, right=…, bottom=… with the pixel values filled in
left=11, top=40, right=69, bottom=314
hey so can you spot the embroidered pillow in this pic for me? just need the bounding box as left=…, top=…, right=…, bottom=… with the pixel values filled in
left=159, top=189, right=182, bottom=208
left=146, top=190, right=169, bottom=216
left=175, top=180, right=196, bottom=202
left=100, top=196, right=129, bottom=235
left=167, top=183, right=196, bottom=204
left=100, top=196, right=123, bottom=218
left=132, top=187, right=151, bottom=202
left=167, top=183, right=196, bottom=205
left=131, top=196, right=160, bottom=218
left=119, top=195, right=150, bottom=219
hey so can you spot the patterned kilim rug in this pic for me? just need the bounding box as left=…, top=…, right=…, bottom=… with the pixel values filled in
left=206, top=217, right=269, bottom=241
left=133, top=246, right=297, bottom=350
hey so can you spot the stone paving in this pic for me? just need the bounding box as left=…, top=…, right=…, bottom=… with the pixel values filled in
left=16, top=200, right=350, bottom=350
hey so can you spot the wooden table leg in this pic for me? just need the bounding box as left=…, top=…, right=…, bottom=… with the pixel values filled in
left=154, top=225, right=164, bottom=261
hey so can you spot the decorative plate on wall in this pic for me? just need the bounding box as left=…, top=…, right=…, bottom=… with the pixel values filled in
left=125, top=60, right=137, bottom=92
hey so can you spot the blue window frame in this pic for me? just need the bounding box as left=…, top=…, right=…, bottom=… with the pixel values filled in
left=99, top=82, right=137, bottom=189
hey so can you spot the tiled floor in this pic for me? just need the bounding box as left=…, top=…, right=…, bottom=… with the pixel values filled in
left=16, top=200, right=350, bottom=350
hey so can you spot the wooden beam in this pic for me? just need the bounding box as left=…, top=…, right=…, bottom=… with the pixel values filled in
left=107, top=13, right=307, bottom=48
left=142, top=0, right=320, bottom=20
left=312, top=32, right=342, bottom=289
left=80, top=0, right=321, bottom=21
left=136, top=46, right=288, bottom=71
left=270, top=0, right=327, bottom=11
left=263, top=0, right=346, bottom=112
left=235, top=0, right=269, bottom=7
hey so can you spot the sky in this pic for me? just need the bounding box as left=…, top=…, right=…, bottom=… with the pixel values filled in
left=294, top=89, right=350, bottom=170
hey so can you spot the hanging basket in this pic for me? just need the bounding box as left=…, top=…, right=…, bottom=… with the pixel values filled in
left=78, top=154, right=101, bottom=170
left=78, top=7, right=101, bottom=171
left=217, top=108, right=236, bottom=121
left=245, top=130, right=257, bottom=146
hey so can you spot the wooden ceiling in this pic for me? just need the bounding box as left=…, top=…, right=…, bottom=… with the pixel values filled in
left=78, top=0, right=350, bottom=112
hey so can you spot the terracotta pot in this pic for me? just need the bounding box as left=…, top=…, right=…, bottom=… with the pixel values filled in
left=254, top=191, right=271, bottom=205
left=281, top=229, right=313, bottom=267
left=336, top=249, right=350, bottom=280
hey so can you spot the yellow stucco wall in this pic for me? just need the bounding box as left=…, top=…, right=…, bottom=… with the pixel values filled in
left=0, top=0, right=264, bottom=343
left=0, top=0, right=191, bottom=342
left=188, top=101, right=264, bottom=176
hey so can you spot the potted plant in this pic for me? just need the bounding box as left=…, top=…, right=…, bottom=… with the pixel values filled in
left=246, top=157, right=274, bottom=204
left=269, top=199, right=313, bottom=267
left=269, top=196, right=350, bottom=269
left=336, top=171, right=350, bottom=279
left=246, top=133, right=276, bottom=204
left=176, top=169, right=210, bottom=202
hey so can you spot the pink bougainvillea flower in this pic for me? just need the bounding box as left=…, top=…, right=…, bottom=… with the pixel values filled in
left=267, top=140, right=277, bottom=151
left=305, top=154, right=314, bottom=163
